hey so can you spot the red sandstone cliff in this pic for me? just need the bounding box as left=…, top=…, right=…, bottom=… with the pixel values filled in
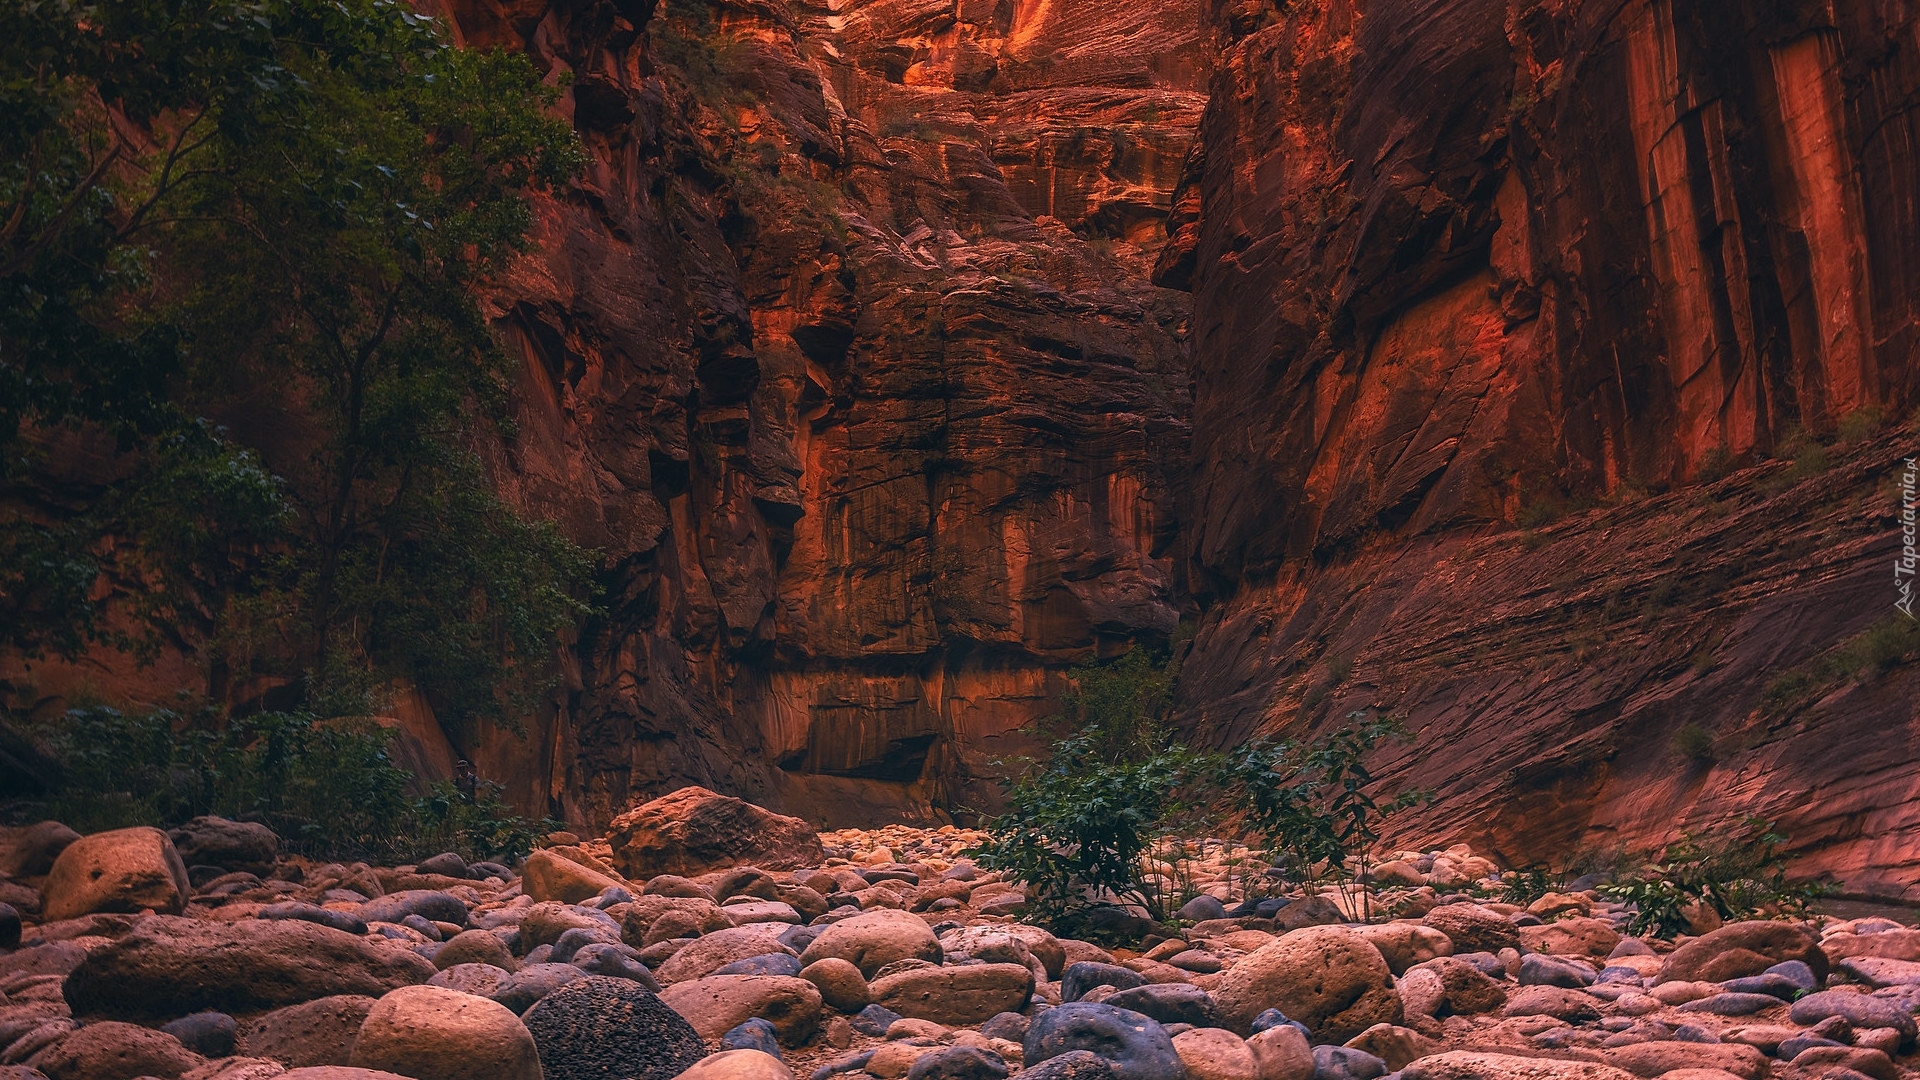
left=1165, top=0, right=1920, bottom=895
left=432, top=0, right=1207, bottom=826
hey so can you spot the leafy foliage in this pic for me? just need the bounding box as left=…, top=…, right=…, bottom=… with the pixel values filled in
left=1222, top=711, right=1428, bottom=911
left=37, top=706, right=554, bottom=862
left=0, top=0, right=596, bottom=725
left=1597, top=817, right=1827, bottom=938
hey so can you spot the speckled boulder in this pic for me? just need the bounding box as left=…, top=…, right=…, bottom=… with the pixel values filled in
left=522, top=975, right=706, bottom=1080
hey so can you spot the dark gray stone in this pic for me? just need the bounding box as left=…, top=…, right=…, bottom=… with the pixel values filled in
left=1103, top=984, right=1219, bottom=1028
left=779, top=925, right=821, bottom=953
left=1024, top=1002, right=1183, bottom=1080
left=852, top=1004, right=904, bottom=1037
left=717, top=952, right=805, bottom=977
left=1313, top=1045, right=1388, bottom=1080
left=1082, top=909, right=1157, bottom=941
left=492, top=962, right=587, bottom=1014
left=909, top=1046, right=1011, bottom=1080
left=161, top=1011, right=236, bottom=1057
left=1250, top=1009, right=1310, bottom=1038
left=1062, top=962, right=1148, bottom=1003
left=1778, top=1036, right=1845, bottom=1059
left=470, top=861, right=513, bottom=881
left=550, top=925, right=621, bottom=964
left=812, top=1051, right=876, bottom=1080
left=980, top=1012, right=1030, bottom=1042
left=0, top=903, right=18, bottom=950
left=417, top=852, right=467, bottom=877
left=1720, top=973, right=1801, bottom=1000
left=571, top=942, right=660, bottom=988
left=1679, top=993, right=1781, bottom=1016
left=359, top=889, right=468, bottom=927
left=259, top=901, right=368, bottom=936
left=1177, top=896, right=1228, bottom=922
left=523, top=975, right=708, bottom=1080
left=1672, top=1024, right=1720, bottom=1043
left=1020, top=1050, right=1117, bottom=1080
left=1790, top=991, right=1916, bottom=1042
left=1518, top=955, right=1594, bottom=989
left=1764, top=960, right=1818, bottom=990
left=401, top=914, right=444, bottom=941
left=724, top=1017, right=783, bottom=1057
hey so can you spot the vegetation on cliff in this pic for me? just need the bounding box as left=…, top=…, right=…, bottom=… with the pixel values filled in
left=0, top=0, right=592, bottom=727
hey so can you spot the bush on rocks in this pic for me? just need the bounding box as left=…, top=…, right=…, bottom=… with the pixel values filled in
left=349, top=985, right=542, bottom=1080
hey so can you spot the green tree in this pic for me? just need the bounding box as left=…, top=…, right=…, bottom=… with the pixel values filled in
left=1, top=0, right=593, bottom=723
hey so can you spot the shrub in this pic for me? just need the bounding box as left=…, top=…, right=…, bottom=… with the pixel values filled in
left=1597, top=817, right=1827, bottom=938
left=31, top=706, right=555, bottom=862
left=1221, top=712, right=1427, bottom=917
left=1672, top=722, right=1716, bottom=763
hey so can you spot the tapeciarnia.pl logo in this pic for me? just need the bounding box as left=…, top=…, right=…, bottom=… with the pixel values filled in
left=1899, top=457, right=1917, bottom=619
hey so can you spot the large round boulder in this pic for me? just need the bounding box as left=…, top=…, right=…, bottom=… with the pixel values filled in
left=659, top=974, right=824, bottom=1046
left=1401, top=1052, right=1641, bottom=1080
left=1658, top=921, right=1828, bottom=984
left=522, top=975, right=706, bottom=1080
left=349, top=985, right=542, bottom=1080
left=522, top=850, right=626, bottom=905
left=42, top=827, right=190, bottom=922
left=238, top=995, right=378, bottom=1067
left=799, top=909, right=942, bottom=978
left=607, top=787, right=822, bottom=878
left=869, top=963, right=1035, bottom=1025
left=26, top=1020, right=203, bottom=1080
left=167, top=816, right=280, bottom=875
left=675, top=1049, right=797, bottom=1080
left=1025, top=1002, right=1185, bottom=1080
left=1172, top=1028, right=1259, bottom=1080
left=0, top=821, right=80, bottom=877
left=656, top=924, right=797, bottom=983
left=65, top=916, right=433, bottom=1020
left=1420, top=906, right=1519, bottom=955
left=1212, top=926, right=1402, bottom=1041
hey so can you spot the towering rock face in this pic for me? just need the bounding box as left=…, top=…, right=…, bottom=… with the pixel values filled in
left=434, top=0, right=1206, bottom=826
left=1166, top=0, right=1920, bottom=891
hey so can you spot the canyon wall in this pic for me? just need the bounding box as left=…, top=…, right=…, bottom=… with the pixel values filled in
left=1166, top=0, right=1920, bottom=894
left=431, top=0, right=1208, bottom=826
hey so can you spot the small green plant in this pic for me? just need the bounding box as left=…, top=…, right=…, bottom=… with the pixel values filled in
left=1220, top=711, right=1429, bottom=921
left=1598, top=817, right=1828, bottom=938
left=1672, top=722, right=1716, bottom=763
left=1763, top=615, right=1920, bottom=712
left=30, top=707, right=556, bottom=862
left=1498, top=864, right=1557, bottom=905
left=1838, top=406, right=1885, bottom=443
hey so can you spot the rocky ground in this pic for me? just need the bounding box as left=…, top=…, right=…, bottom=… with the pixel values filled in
left=0, top=788, right=1913, bottom=1080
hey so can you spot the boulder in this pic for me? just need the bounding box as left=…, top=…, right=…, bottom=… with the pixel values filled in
left=1063, top=962, right=1149, bottom=1003
left=161, top=1012, right=239, bottom=1058
left=622, top=896, right=735, bottom=946
left=800, top=957, right=871, bottom=1012
left=1789, top=1046, right=1898, bottom=1080
left=26, top=1020, right=204, bottom=1080
left=435, top=928, right=517, bottom=971
left=1401, top=1053, right=1640, bottom=1080
left=1212, top=926, right=1402, bottom=1040
left=280, top=1069, right=415, bottom=1080
left=523, top=849, right=626, bottom=905
left=520, top=902, right=617, bottom=949
left=676, top=1049, right=796, bottom=1080
left=0, top=822, right=80, bottom=877
left=659, top=974, right=824, bottom=1045
left=357, top=890, right=468, bottom=928
left=1410, top=957, right=1507, bottom=1016
left=490, top=963, right=588, bottom=1014
left=65, top=916, right=433, bottom=1020
left=41, top=826, right=190, bottom=921
left=1820, top=929, right=1920, bottom=962
left=260, top=902, right=367, bottom=936
left=1501, top=986, right=1600, bottom=1022
left=723, top=1017, right=782, bottom=1055
left=1602, top=1044, right=1767, bottom=1080
left=1312, top=1045, right=1387, bottom=1080
left=168, top=817, right=280, bottom=875
left=1350, top=924, right=1453, bottom=975
left=431, top=962, right=515, bottom=998
left=1420, top=906, right=1520, bottom=954
left=522, top=975, right=706, bottom=1080
left=1246, top=1025, right=1314, bottom=1080
left=908, top=1047, right=1012, bottom=1080
left=1173, top=1028, right=1259, bottom=1080
left=1022, top=1051, right=1119, bottom=1080
left=869, top=963, right=1035, bottom=1025
left=607, top=787, right=822, bottom=878
left=1788, top=990, right=1916, bottom=1042
left=657, top=923, right=796, bottom=983
left=1343, top=1025, right=1439, bottom=1072
left=1658, top=921, right=1827, bottom=984
left=349, top=985, right=542, bottom=1080
left=237, top=995, right=378, bottom=1066
left=1517, top=919, right=1619, bottom=960
left=1105, top=984, right=1222, bottom=1028
left=1026, top=1002, right=1185, bottom=1080
left=800, top=909, right=943, bottom=979
left=1517, top=955, right=1594, bottom=988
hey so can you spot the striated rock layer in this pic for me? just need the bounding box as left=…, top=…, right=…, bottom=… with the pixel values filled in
left=1165, top=0, right=1920, bottom=894
left=423, top=0, right=1207, bottom=826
